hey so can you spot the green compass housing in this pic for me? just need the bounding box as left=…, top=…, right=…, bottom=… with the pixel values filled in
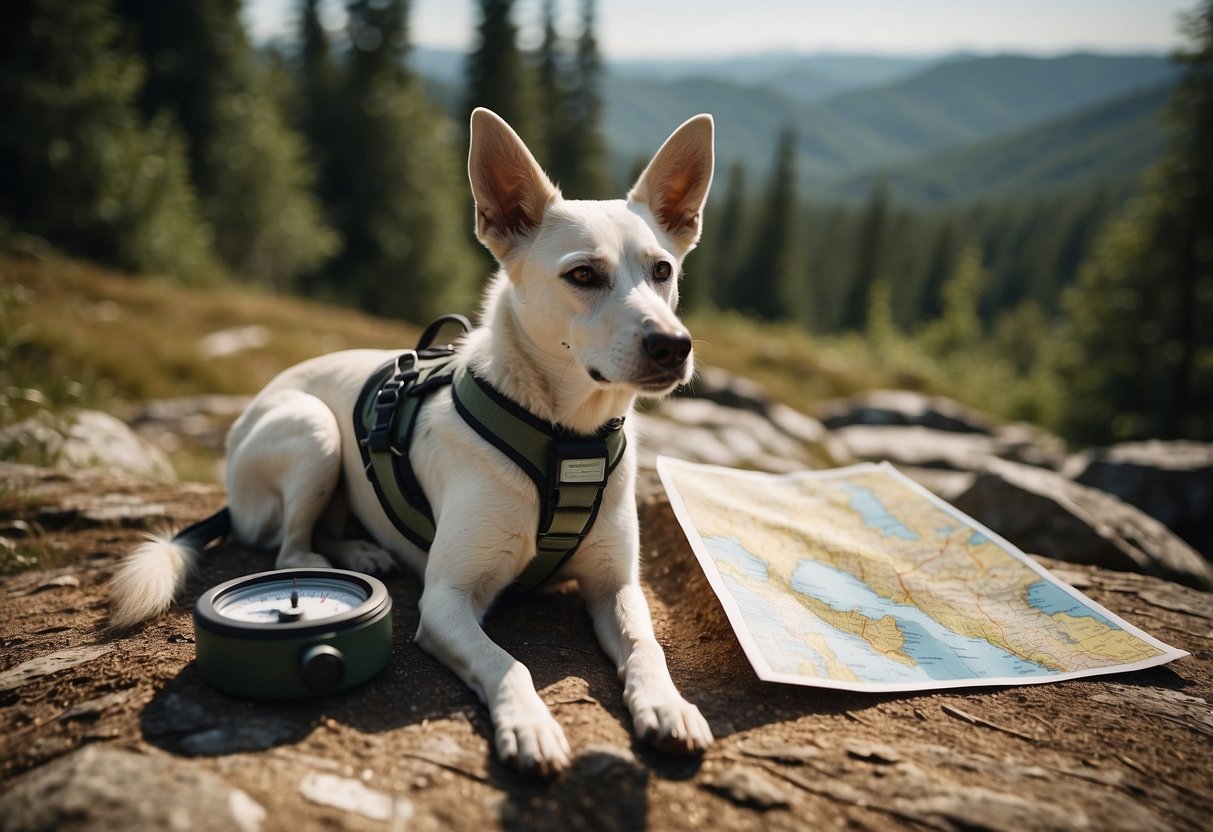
left=193, top=568, right=392, bottom=699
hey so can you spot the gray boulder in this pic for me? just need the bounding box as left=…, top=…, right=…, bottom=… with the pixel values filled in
left=635, top=396, right=851, bottom=473
left=674, top=365, right=773, bottom=414
left=129, top=394, right=250, bottom=454
left=0, top=746, right=265, bottom=832
left=0, top=409, right=175, bottom=483
left=954, top=458, right=1213, bottom=589
left=833, top=422, right=1067, bottom=473
left=1064, top=440, right=1213, bottom=559
left=815, top=389, right=995, bottom=434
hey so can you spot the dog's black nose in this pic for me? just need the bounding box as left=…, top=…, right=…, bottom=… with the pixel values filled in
left=643, top=329, right=692, bottom=370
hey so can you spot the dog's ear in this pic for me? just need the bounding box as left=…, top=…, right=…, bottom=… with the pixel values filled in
left=468, top=108, right=560, bottom=262
left=628, top=114, right=714, bottom=255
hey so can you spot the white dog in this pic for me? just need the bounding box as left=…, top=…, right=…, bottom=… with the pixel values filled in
left=111, top=107, right=715, bottom=775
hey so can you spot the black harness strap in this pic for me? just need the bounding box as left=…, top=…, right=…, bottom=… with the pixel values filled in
left=354, top=316, right=470, bottom=550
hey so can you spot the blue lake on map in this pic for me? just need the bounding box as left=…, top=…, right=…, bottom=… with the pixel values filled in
left=841, top=485, right=918, bottom=541
left=700, top=535, right=1068, bottom=683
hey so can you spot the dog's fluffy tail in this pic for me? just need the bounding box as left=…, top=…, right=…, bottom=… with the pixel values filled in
left=109, top=508, right=232, bottom=629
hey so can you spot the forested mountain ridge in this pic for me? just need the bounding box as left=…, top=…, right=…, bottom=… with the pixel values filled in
left=838, top=82, right=1173, bottom=203
left=418, top=47, right=1178, bottom=201
left=816, top=53, right=1177, bottom=154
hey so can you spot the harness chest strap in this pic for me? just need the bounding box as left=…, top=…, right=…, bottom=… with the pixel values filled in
left=355, top=339, right=626, bottom=591
left=450, top=366, right=627, bottom=590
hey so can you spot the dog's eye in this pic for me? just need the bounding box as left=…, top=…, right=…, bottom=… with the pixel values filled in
left=563, top=266, right=602, bottom=287
left=653, top=261, right=673, bottom=283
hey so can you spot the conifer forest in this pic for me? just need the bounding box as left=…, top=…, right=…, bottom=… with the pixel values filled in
left=1, top=0, right=1210, bottom=447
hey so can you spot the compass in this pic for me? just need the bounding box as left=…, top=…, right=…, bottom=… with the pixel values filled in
left=193, top=568, right=392, bottom=699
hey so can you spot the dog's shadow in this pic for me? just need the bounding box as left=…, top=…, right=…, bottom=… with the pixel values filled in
left=138, top=540, right=847, bottom=823
left=138, top=546, right=665, bottom=772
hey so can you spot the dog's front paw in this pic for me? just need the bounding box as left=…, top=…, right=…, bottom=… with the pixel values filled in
left=633, top=696, right=714, bottom=755
left=493, top=704, right=572, bottom=777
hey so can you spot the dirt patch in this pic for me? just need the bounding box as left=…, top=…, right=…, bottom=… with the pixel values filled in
left=2, top=464, right=1212, bottom=831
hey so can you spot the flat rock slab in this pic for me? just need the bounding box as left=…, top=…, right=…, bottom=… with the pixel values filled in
left=2, top=465, right=1212, bottom=831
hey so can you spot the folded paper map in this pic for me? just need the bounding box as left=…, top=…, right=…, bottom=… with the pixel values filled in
left=657, top=457, right=1187, bottom=692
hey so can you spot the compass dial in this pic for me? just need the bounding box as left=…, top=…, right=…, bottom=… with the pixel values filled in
left=193, top=568, right=393, bottom=699
left=212, top=577, right=367, bottom=623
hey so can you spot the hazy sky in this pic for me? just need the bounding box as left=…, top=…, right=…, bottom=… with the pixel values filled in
left=244, top=0, right=1194, bottom=59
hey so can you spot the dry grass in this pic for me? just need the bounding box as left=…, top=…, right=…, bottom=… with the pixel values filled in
left=3, top=252, right=895, bottom=426
left=684, top=310, right=904, bottom=415
left=2, top=251, right=915, bottom=485
left=1, top=251, right=419, bottom=422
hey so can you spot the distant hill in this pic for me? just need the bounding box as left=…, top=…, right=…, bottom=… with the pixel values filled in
left=601, top=76, right=901, bottom=185
left=837, top=83, right=1172, bottom=203
left=414, top=48, right=936, bottom=102
left=602, top=53, right=1176, bottom=192
left=817, top=53, right=1178, bottom=153
left=412, top=48, right=1178, bottom=203
left=610, top=52, right=936, bottom=103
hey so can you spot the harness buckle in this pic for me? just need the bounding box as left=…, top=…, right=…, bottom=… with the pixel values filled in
left=550, top=437, right=610, bottom=487
left=539, top=436, right=609, bottom=537
left=366, top=365, right=417, bottom=453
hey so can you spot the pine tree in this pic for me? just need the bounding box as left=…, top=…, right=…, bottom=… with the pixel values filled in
left=734, top=128, right=806, bottom=322
left=465, top=0, right=540, bottom=151
left=544, top=0, right=610, bottom=198
left=704, top=161, right=749, bottom=310
left=917, top=222, right=959, bottom=322
left=117, top=0, right=336, bottom=288
left=839, top=180, right=889, bottom=331
left=0, top=0, right=214, bottom=278
left=313, top=0, right=479, bottom=320
left=918, top=243, right=988, bottom=356
left=1059, top=2, right=1213, bottom=443
left=535, top=0, right=561, bottom=166
left=294, top=0, right=342, bottom=257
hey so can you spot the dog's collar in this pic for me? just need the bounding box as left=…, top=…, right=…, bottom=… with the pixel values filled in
left=451, top=365, right=627, bottom=590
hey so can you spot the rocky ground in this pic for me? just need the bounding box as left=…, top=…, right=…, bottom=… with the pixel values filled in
left=2, top=455, right=1212, bottom=831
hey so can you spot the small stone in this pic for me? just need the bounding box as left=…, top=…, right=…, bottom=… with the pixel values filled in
left=0, top=645, right=112, bottom=693
left=14, top=574, right=81, bottom=596
left=59, top=690, right=132, bottom=722
left=843, top=739, right=903, bottom=764
left=702, top=764, right=790, bottom=810
left=299, top=771, right=414, bottom=823
left=737, top=740, right=823, bottom=765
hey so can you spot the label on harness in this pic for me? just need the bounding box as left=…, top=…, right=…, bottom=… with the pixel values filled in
left=559, top=457, right=607, bottom=483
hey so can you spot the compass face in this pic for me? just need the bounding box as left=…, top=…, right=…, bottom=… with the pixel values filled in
left=212, top=576, right=368, bottom=623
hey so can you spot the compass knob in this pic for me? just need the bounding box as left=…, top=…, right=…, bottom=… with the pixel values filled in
left=299, top=644, right=346, bottom=694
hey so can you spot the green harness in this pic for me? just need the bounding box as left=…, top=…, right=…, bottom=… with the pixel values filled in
left=354, top=316, right=627, bottom=590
